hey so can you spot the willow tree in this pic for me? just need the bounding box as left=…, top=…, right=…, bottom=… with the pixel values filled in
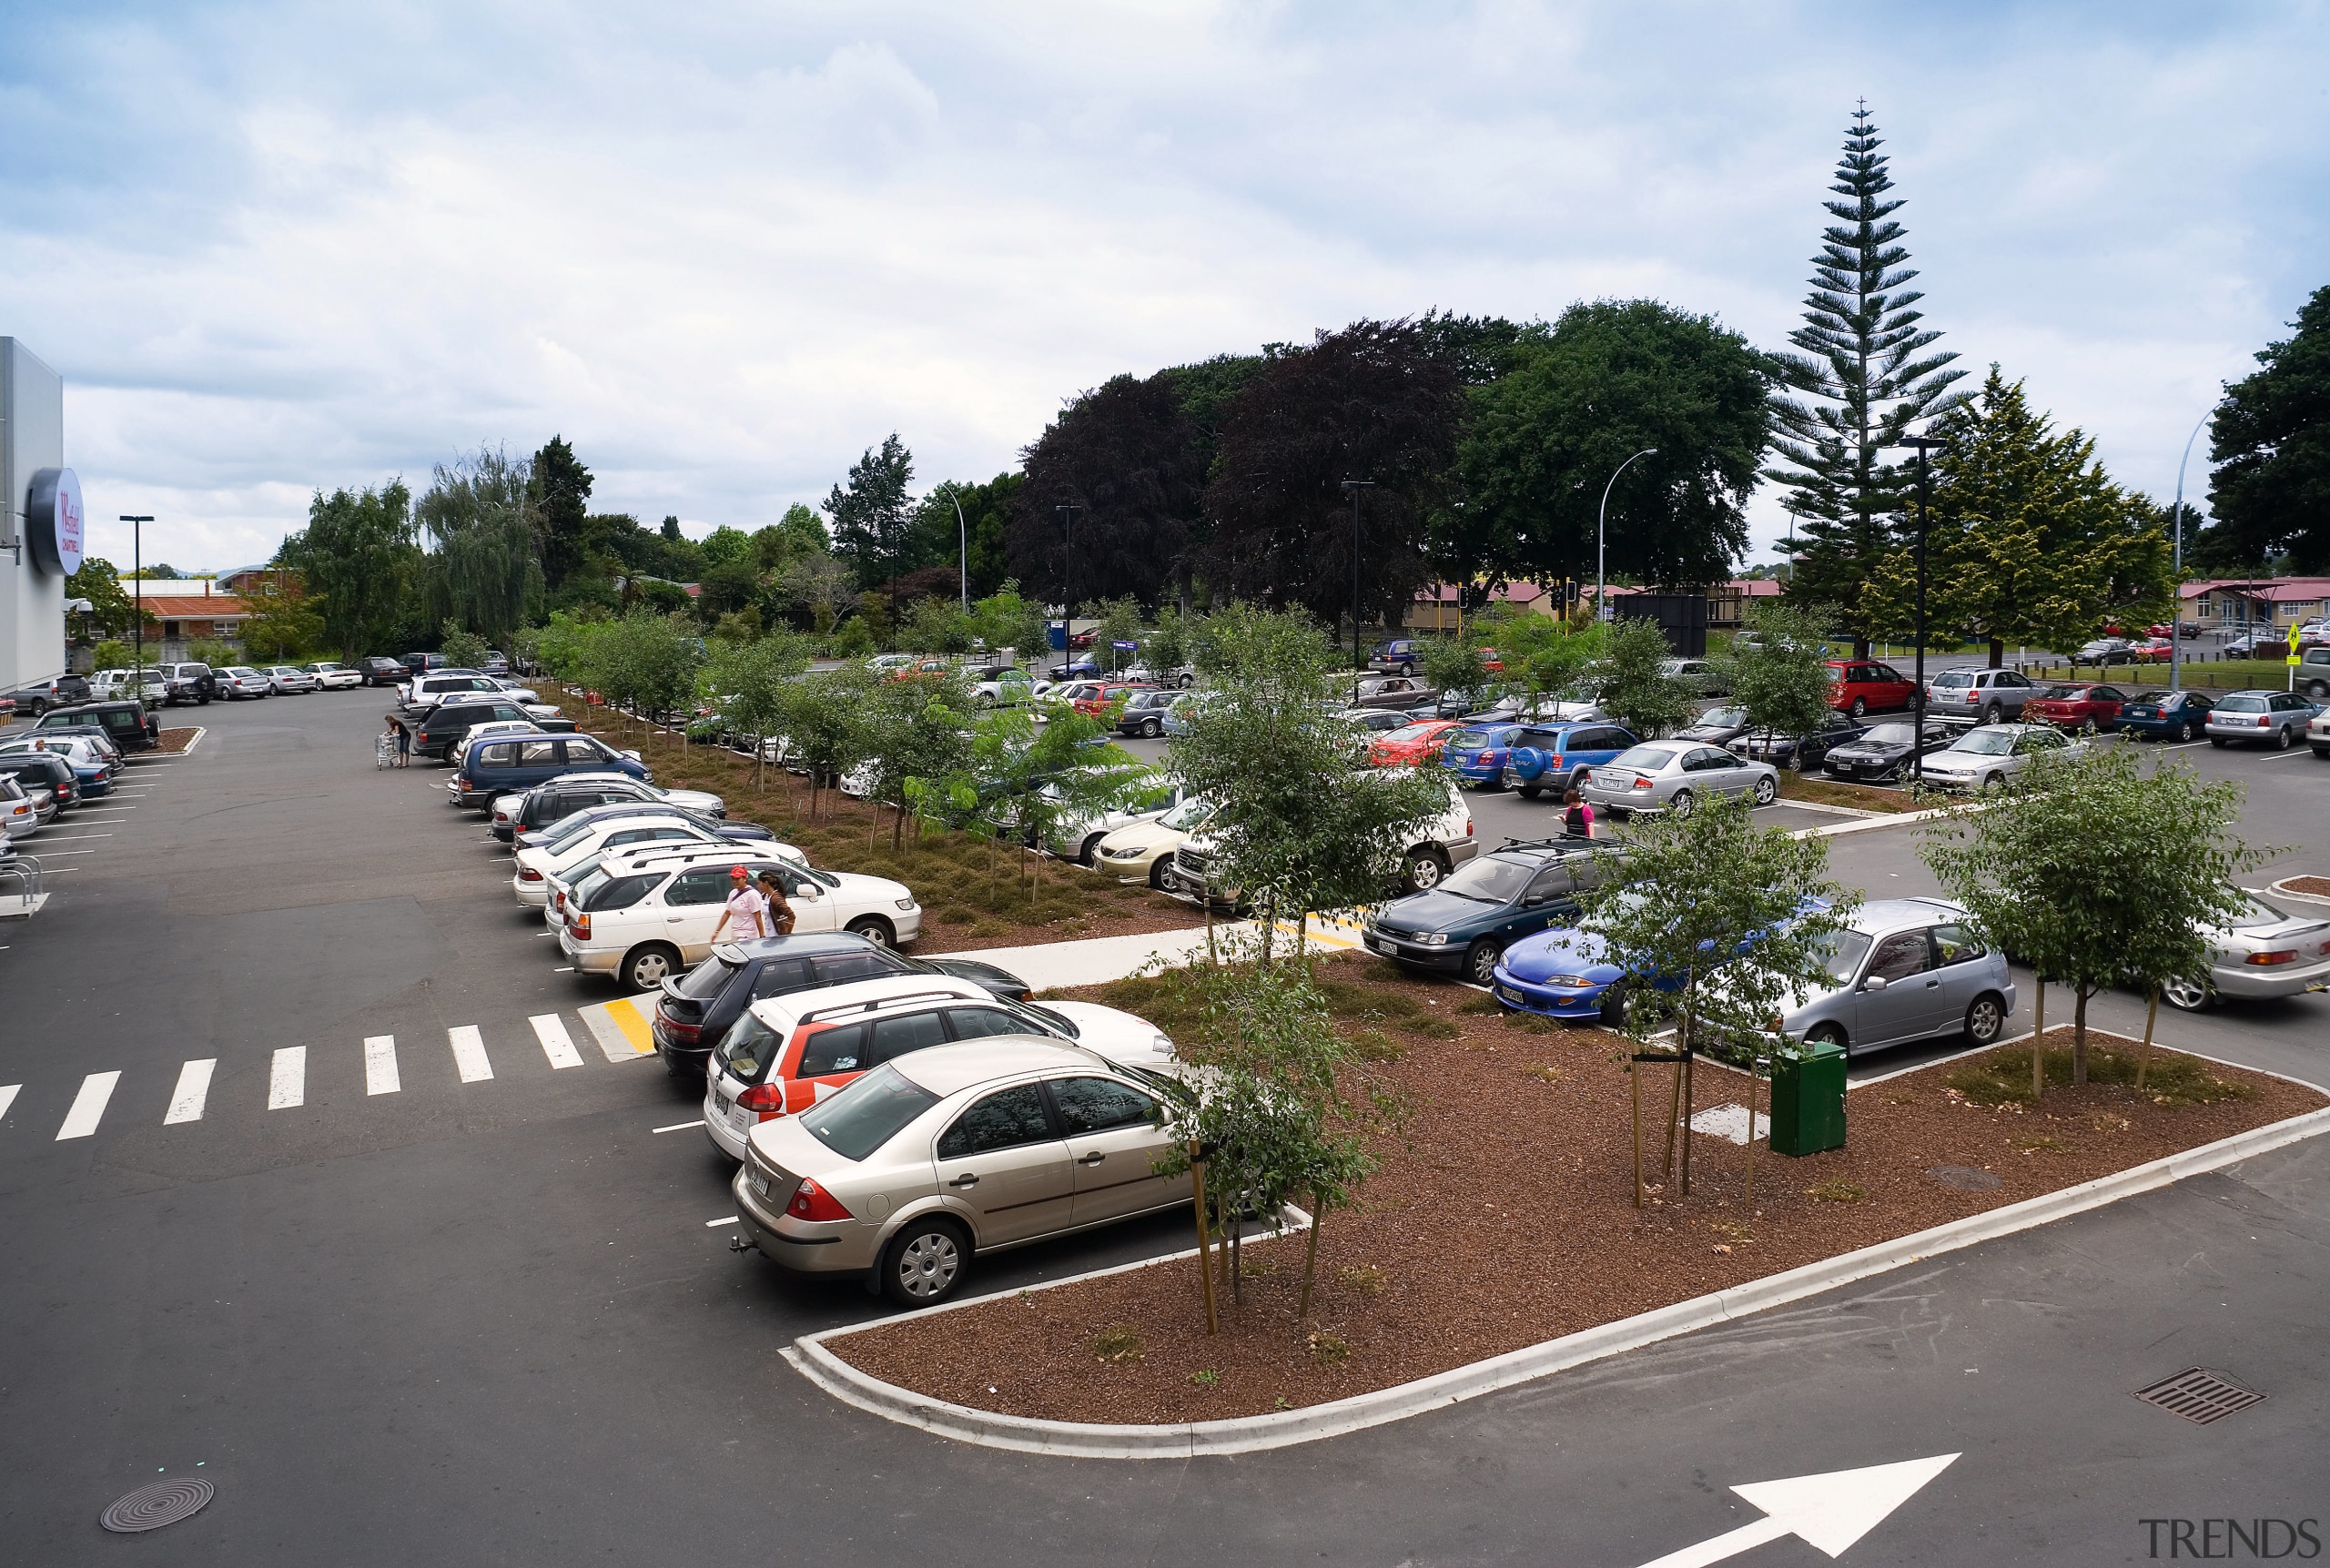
left=1770, top=105, right=1966, bottom=656
left=419, top=447, right=542, bottom=648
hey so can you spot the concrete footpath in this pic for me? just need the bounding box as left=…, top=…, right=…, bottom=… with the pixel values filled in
left=960, top=912, right=1368, bottom=989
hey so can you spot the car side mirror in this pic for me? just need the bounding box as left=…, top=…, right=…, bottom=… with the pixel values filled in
left=1862, top=975, right=1889, bottom=993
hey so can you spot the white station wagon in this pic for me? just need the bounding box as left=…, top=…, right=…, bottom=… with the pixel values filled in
left=512, top=811, right=729, bottom=906
left=558, top=844, right=922, bottom=989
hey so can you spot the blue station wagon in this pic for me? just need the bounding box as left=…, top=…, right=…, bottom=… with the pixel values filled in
left=1500, top=722, right=1639, bottom=799
left=452, top=733, right=650, bottom=810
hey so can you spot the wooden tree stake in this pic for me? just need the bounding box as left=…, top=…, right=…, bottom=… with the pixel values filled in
left=1190, top=1141, right=1218, bottom=1335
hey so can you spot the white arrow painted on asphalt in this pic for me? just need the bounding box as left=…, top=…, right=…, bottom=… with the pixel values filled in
left=1634, top=1453, right=1959, bottom=1567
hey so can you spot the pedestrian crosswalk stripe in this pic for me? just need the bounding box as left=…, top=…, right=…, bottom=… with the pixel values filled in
left=0, top=1084, right=19, bottom=1123
left=268, top=1047, right=306, bottom=1110
left=166, top=1058, right=215, bottom=1125
left=530, top=1014, right=582, bottom=1070
left=56, top=1072, right=121, bottom=1140
left=364, top=1035, right=400, bottom=1096
left=449, top=1025, right=492, bottom=1083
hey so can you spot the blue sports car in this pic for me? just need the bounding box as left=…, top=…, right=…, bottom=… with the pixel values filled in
left=1491, top=893, right=1833, bottom=1023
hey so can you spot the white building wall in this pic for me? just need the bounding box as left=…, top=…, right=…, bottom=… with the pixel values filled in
left=0, top=338, right=67, bottom=693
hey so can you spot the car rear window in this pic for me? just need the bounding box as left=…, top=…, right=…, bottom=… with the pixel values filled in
left=579, top=871, right=664, bottom=912
left=2215, top=695, right=2265, bottom=712
left=676, top=953, right=745, bottom=1001
left=801, top=1063, right=940, bottom=1160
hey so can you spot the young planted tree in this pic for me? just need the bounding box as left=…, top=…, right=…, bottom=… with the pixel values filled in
left=439, top=620, right=491, bottom=671
left=1169, top=606, right=1447, bottom=960
left=1580, top=793, right=1857, bottom=1202
left=1485, top=605, right=1605, bottom=713
left=1081, top=596, right=1143, bottom=675
left=775, top=664, right=876, bottom=820
left=1418, top=635, right=1492, bottom=713
left=1724, top=603, right=1839, bottom=761
left=704, top=632, right=814, bottom=790
left=1590, top=619, right=1696, bottom=739
left=857, top=670, right=977, bottom=851
left=1923, top=748, right=2260, bottom=1087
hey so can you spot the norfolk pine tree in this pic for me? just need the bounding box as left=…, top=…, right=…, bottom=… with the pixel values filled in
left=1770, top=106, right=1966, bottom=657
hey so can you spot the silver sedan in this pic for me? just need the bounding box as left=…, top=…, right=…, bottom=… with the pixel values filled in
left=1578, top=741, right=1778, bottom=818
left=2162, top=889, right=2330, bottom=1010
left=266, top=664, right=319, bottom=694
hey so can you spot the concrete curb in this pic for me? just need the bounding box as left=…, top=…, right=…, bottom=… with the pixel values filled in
left=784, top=1103, right=2330, bottom=1460
left=2267, top=875, right=2330, bottom=908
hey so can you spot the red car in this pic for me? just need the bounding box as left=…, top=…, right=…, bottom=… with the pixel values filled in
left=1824, top=660, right=1916, bottom=718
left=1070, top=681, right=1152, bottom=719
left=2127, top=638, right=2173, bottom=663
left=2024, top=683, right=2128, bottom=732
left=1368, top=718, right=1467, bottom=767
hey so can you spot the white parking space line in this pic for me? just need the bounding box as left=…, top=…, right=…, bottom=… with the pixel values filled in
left=56, top=1072, right=122, bottom=1140
left=531, top=1014, right=584, bottom=1070
left=165, top=1058, right=216, bottom=1124
left=704, top=1215, right=737, bottom=1228
left=449, top=1025, right=493, bottom=1082
left=32, top=833, right=112, bottom=842
left=23, top=849, right=96, bottom=857
left=268, top=1047, right=307, bottom=1109
left=0, top=1083, right=20, bottom=1122
left=364, top=1035, right=400, bottom=1096
left=653, top=1120, right=702, bottom=1134
left=2256, top=749, right=2312, bottom=761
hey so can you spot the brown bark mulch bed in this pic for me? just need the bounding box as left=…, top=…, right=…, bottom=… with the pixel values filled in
left=2277, top=875, right=2330, bottom=900
left=153, top=727, right=202, bottom=754
left=539, top=689, right=1203, bottom=956
left=826, top=960, right=2324, bottom=1425
left=1775, top=773, right=1910, bottom=814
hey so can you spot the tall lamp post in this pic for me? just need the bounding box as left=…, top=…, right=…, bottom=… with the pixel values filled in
left=1340, top=479, right=1374, bottom=698
left=1899, top=440, right=1944, bottom=787
left=1055, top=503, right=1082, bottom=667
left=2167, top=411, right=2207, bottom=693
left=121, top=514, right=154, bottom=693
left=1596, top=449, right=1657, bottom=623
left=952, top=491, right=970, bottom=613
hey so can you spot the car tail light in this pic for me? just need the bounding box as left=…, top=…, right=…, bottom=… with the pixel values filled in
left=787, top=1178, right=852, bottom=1221
left=1465, top=817, right=1474, bottom=837
left=518, top=865, right=542, bottom=882
left=2258, top=715, right=2271, bottom=726
left=1632, top=777, right=1653, bottom=790
left=737, top=1082, right=785, bottom=1114
left=2245, top=950, right=2299, bottom=966
left=572, top=912, right=591, bottom=939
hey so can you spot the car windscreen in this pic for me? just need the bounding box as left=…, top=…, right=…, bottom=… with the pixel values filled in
left=1611, top=744, right=1682, bottom=771
left=580, top=871, right=665, bottom=912
left=1383, top=723, right=1442, bottom=742
left=1813, top=928, right=1875, bottom=982
left=1930, top=672, right=1974, bottom=689
left=1159, top=797, right=1214, bottom=832
left=2037, top=686, right=2085, bottom=700
left=799, top=1062, right=941, bottom=1161
left=1858, top=723, right=1916, bottom=745
left=1010, top=1000, right=1077, bottom=1038
left=1952, top=731, right=2016, bottom=755
left=1436, top=855, right=1535, bottom=905
left=1694, top=707, right=1748, bottom=729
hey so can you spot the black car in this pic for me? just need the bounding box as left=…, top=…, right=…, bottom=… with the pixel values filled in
left=651, top=935, right=1031, bottom=1076
left=37, top=701, right=160, bottom=753
left=1673, top=704, right=1754, bottom=747
left=512, top=798, right=775, bottom=853
left=5, top=673, right=93, bottom=719
left=1818, top=718, right=1958, bottom=784
left=501, top=783, right=749, bottom=845
left=0, top=752, right=78, bottom=812
left=1735, top=710, right=1866, bottom=772
left=359, top=655, right=408, bottom=687
left=1362, top=836, right=1610, bottom=986
left=410, top=700, right=576, bottom=761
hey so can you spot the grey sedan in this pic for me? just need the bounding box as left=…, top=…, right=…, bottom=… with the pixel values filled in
left=1777, top=898, right=2018, bottom=1056
left=2162, top=889, right=2330, bottom=1010
left=1915, top=723, right=2084, bottom=792
left=1579, top=741, right=1778, bottom=819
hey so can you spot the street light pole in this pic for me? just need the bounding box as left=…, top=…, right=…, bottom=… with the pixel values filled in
left=1596, top=449, right=1657, bottom=623
left=1341, top=479, right=1374, bottom=698
left=1055, top=503, right=1082, bottom=667
left=952, top=491, right=969, bottom=613
left=121, top=515, right=154, bottom=694
left=2168, top=410, right=2207, bottom=693
left=1900, top=440, right=1944, bottom=788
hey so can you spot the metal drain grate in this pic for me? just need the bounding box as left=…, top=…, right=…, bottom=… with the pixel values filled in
left=100, top=1478, right=215, bottom=1533
left=2132, top=1368, right=2264, bottom=1425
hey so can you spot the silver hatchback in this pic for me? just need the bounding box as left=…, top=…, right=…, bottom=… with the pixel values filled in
left=1778, top=898, right=2019, bottom=1056
left=733, top=1038, right=1189, bottom=1306
left=1579, top=741, right=1778, bottom=818
left=1924, top=667, right=2039, bottom=723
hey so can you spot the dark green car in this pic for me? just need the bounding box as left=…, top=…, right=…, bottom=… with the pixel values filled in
left=1361, top=838, right=1613, bottom=986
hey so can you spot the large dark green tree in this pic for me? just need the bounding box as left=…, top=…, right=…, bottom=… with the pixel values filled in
left=915, top=472, right=1021, bottom=600
left=1010, top=372, right=1207, bottom=610
left=530, top=436, right=594, bottom=590
left=824, top=434, right=917, bottom=592
left=1454, top=300, right=1772, bottom=592
left=2203, top=284, right=2330, bottom=573
left=1198, top=319, right=1463, bottom=632
left=1770, top=106, right=1966, bottom=654
left=280, top=480, right=420, bottom=658
left=418, top=448, right=542, bottom=647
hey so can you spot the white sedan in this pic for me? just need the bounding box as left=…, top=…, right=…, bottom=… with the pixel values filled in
left=1916, top=723, right=2086, bottom=792
left=305, top=662, right=365, bottom=690
left=556, top=844, right=922, bottom=989
left=512, top=812, right=734, bottom=906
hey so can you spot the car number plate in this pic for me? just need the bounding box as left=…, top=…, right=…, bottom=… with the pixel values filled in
left=748, top=1170, right=770, bottom=1198
left=1364, top=933, right=1386, bottom=953
left=714, top=1093, right=732, bottom=1116
left=1497, top=985, right=1519, bottom=1003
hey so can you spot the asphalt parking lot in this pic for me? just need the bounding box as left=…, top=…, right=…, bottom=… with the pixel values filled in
left=1, top=691, right=2325, bottom=1564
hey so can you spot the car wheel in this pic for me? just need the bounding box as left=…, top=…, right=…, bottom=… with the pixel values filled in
left=1463, top=939, right=1500, bottom=987
left=1140, top=717, right=1161, bottom=738
left=1964, top=992, right=2006, bottom=1046
left=2274, top=723, right=2295, bottom=750
left=619, top=943, right=680, bottom=991
left=1149, top=858, right=1173, bottom=891
left=846, top=916, right=896, bottom=947
left=2307, top=681, right=2328, bottom=701
left=1751, top=774, right=1777, bottom=805
left=1596, top=983, right=1627, bottom=1027
left=2177, top=720, right=2196, bottom=742
left=1982, top=703, right=2002, bottom=723
left=1849, top=695, right=1867, bottom=718
left=1808, top=1022, right=1849, bottom=1052
left=882, top=1216, right=971, bottom=1306
left=1399, top=663, right=1413, bottom=677
left=2161, top=973, right=2213, bottom=1012
left=1669, top=788, right=1696, bottom=818
left=1516, top=784, right=1541, bottom=800
left=2209, top=735, right=2227, bottom=748
left=1403, top=848, right=1450, bottom=893
left=1078, top=833, right=1106, bottom=867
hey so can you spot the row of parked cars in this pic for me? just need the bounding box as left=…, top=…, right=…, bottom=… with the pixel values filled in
left=0, top=698, right=163, bottom=845
left=401, top=684, right=1196, bottom=1308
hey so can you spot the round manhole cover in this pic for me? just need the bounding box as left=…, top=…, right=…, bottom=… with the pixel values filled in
left=100, top=1478, right=214, bottom=1533
left=1928, top=1165, right=2001, bottom=1192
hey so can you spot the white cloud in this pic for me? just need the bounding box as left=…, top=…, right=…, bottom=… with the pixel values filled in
left=0, top=1, right=2321, bottom=572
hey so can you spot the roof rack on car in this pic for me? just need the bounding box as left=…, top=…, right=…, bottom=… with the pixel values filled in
left=1495, top=835, right=1598, bottom=853
left=798, top=988, right=977, bottom=1025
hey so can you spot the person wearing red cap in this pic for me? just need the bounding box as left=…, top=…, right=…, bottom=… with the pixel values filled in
left=709, top=864, right=769, bottom=944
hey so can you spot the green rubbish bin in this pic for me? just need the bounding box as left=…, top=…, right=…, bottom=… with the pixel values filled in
left=1768, top=1038, right=1847, bottom=1157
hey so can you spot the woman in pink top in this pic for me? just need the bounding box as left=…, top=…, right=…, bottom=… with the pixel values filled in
left=709, top=864, right=769, bottom=943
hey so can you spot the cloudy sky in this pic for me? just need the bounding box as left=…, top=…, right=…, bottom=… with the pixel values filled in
left=5, top=1, right=2325, bottom=574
